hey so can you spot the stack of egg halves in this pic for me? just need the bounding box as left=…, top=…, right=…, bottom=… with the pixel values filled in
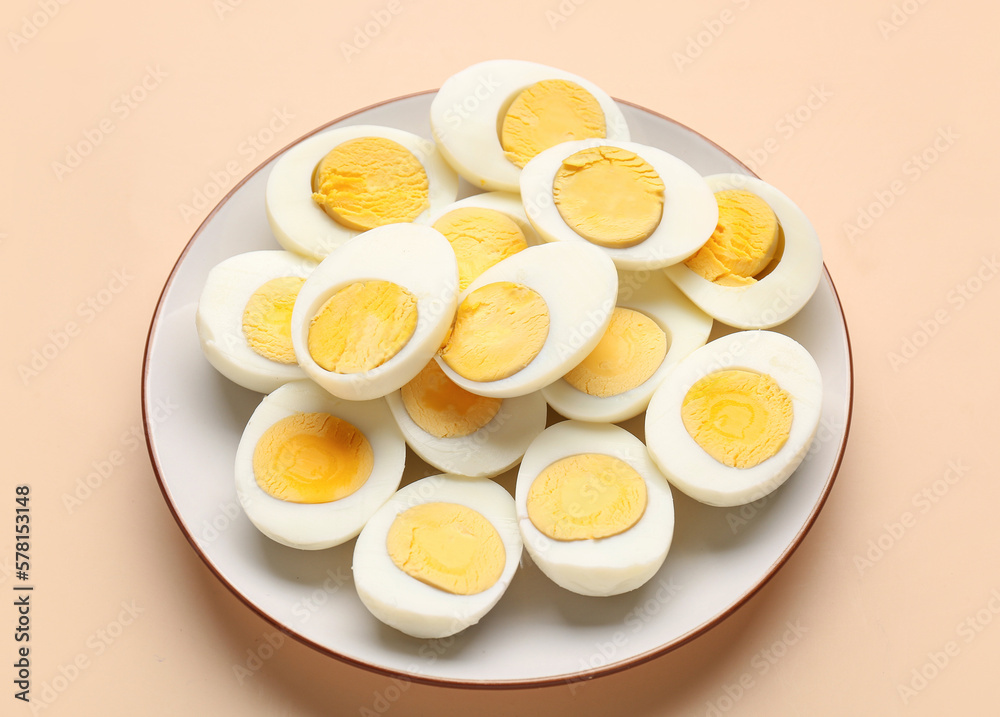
left=194, top=59, right=824, bottom=639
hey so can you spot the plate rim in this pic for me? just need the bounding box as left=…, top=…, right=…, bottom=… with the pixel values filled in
left=141, top=89, right=854, bottom=690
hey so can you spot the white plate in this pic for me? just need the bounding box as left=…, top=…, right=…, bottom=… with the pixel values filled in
left=142, top=91, right=853, bottom=687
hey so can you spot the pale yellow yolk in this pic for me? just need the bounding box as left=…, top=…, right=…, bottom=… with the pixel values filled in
left=308, top=280, right=417, bottom=373
left=252, top=412, right=373, bottom=503
left=311, top=137, right=429, bottom=231
left=439, top=281, right=549, bottom=383
left=552, top=146, right=665, bottom=248
left=563, top=307, right=667, bottom=398
left=432, top=207, right=528, bottom=292
left=400, top=360, right=503, bottom=438
left=681, top=369, right=793, bottom=469
left=684, top=190, right=780, bottom=287
left=500, top=79, right=607, bottom=168
left=527, top=453, right=647, bottom=541
left=242, top=276, right=305, bottom=364
left=386, top=502, right=506, bottom=595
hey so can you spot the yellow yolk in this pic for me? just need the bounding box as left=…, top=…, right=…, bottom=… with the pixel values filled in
left=242, top=276, right=306, bottom=364
left=563, top=307, right=667, bottom=398
left=683, top=190, right=780, bottom=287
left=527, top=453, right=647, bottom=541
left=439, top=281, right=549, bottom=383
left=432, top=207, right=528, bottom=292
left=252, top=412, right=373, bottom=503
left=400, top=360, right=503, bottom=438
left=311, top=137, right=430, bottom=231
left=308, top=280, right=417, bottom=373
left=500, top=79, right=607, bottom=168
left=681, top=369, right=793, bottom=469
left=552, top=146, right=665, bottom=248
left=386, top=502, right=506, bottom=595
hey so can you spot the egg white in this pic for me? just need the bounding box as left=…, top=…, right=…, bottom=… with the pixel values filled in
left=515, top=420, right=675, bottom=597
left=195, top=250, right=317, bottom=393
left=644, top=330, right=823, bottom=507
left=234, top=380, right=406, bottom=550
left=265, top=124, right=459, bottom=261
left=291, top=223, right=458, bottom=401
left=519, top=139, right=718, bottom=271
left=352, top=474, right=522, bottom=639
left=663, top=174, right=823, bottom=329
left=543, top=270, right=713, bottom=423
left=430, top=59, right=630, bottom=192
left=435, top=241, right=618, bottom=399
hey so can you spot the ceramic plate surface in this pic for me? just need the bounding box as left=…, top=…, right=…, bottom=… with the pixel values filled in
left=143, top=91, right=852, bottom=687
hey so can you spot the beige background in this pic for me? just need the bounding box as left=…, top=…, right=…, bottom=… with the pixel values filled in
left=3, top=0, right=997, bottom=714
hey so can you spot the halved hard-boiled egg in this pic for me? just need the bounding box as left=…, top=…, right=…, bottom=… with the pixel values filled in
left=265, top=125, right=459, bottom=260
left=353, top=473, right=522, bottom=638
left=663, top=174, right=823, bottom=329
left=543, top=269, right=713, bottom=423
left=290, top=223, right=458, bottom=401
left=644, top=330, right=822, bottom=507
left=385, top=360, right=547, bottom=478
left=195, top=250, right=317, bottom=393
left=520, top=139, right=718, bottom=270
left=430, top=60, right=629, bottom=192
left=234, top=380, right=406, bottom=549
left=515, top=420, right=674, bottom=596
left=436, top=241, right=618, bottom=398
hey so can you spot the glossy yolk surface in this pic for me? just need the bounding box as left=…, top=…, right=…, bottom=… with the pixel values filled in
left=386, top=502, right=505, bottom=595
left=563, top=307, right=667, bottom=398
left=308, top=280, right=417, bottom=373
left=439, top=281, right=549, bottom=383
left=242, top=276, right=305, bottom=364
left=432, top=207, right=528, bottom=292
left=683, top=190, right=779, bottom=287
left=552, top=146, right=664, bottom=248
left=527, top=453, right=647, bottom=541
left=500, top=79, right=606, bottom=168
left=400, top=360, right=502, bottom=438
left=312, top=137, right=429, bottom=231
left=681, top=369, right=793, bottom=468
left=252, top=412, right=373, bottom=503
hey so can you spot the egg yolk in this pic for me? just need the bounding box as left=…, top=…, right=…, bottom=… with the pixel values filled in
left=252, top=412, right=373, bottom=503
left=552, top=146, right=665, bottom=248
left=681, top=369, right=793, bottom=469
left=386, top=502, right=505, bottom=595
left=308, top=280, right=418, bottom=373
left=527, top=453, right=647, bottom=541
left=500, top=79, right=607, bottom=169
left=242, top=276, right=306, bottom=364
left=432, top=207, right=528, bottom=292
left=439, top=281, right=549, bottom=383
left=684, top=190, right=780, bottom=287
left=311, top=137, right=430, bottom=231
left=563, top=307, right=667, bottom=398
left=401, top=360, right=503, bottom=438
